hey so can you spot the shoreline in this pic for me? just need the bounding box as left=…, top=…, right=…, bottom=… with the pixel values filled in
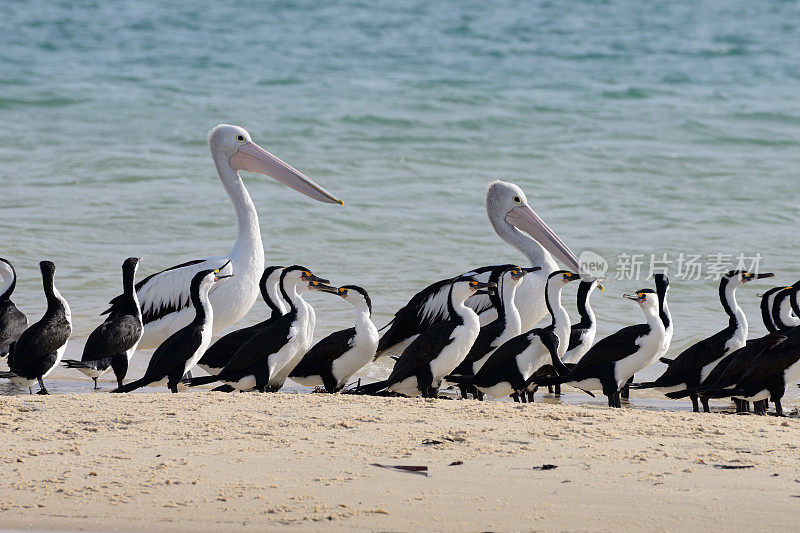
left=2, top=392, right=799, bottom=531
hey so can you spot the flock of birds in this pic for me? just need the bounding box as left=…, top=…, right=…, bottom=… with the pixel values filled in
left=2, top=124, right=800, bottom=416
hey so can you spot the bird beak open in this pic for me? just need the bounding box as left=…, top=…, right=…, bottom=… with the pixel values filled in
left=505, top=205, right=581, bottom=275
left=214, top=273, right=235, bottom=282
left=308, top=282, right=340, bottom=294
left=623, top=293, right=644, bottom=303
left=229, top=141, right=343, bottom=205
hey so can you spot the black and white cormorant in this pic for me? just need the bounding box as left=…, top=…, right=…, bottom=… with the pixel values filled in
left=375, top=181, right=581, bottom=359
left=196, top=265, right=287, bottom=376
left=63, top=257, right=144, bottom=389
left=449, top=265, right=537, bottom=398
left=183, top=266, right=334, bottom=392
left=619, top=273, right=672, bottom=400
left=447, top=271, right=580, bottom=400
left=113, top=267, right=233, bottom=393
left=0, top=258, right=27, bottom=359
left=0, top=261, right=72, bottom=394
left=630, top=270, right=773, bottom=411
left=551, top=277, right=603, bottom=396
left=665, top=285, right=789, bottom=413
left=536, top=288, right=666, bottom=408
left=682, top=281, right=800, bottom=415
left=358, top=276, right=495, bottom=398
left=290, top=285, right=379, bottom=392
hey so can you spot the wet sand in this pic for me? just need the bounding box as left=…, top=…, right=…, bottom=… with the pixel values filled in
left=1, top=392, right=799, bottom=532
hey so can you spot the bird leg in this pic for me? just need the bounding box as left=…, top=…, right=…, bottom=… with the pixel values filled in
left=93, top=377, right=99, bottom=390
left=774, top=400, right=784, bottom=417
left=511, top=393, right=520, bottom=403
left=36, top=377, right=48, bottom=395
left=554, top=384, right=561, bottom=397
left=690, top=394, right=699, bottom=413
left=754, top=400, right=767, bottom=415
left=621, top=376, right=633, bottom=400
left=701, top=398, right=710, bottom=413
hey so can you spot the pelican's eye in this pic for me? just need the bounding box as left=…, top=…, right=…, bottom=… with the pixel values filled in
left=236, top=134, right=246, bottom=143
left=512, top=196, right=522, bottom=205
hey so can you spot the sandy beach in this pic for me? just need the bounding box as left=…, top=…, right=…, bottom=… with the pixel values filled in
left=1, top=392, right=799, bottom=531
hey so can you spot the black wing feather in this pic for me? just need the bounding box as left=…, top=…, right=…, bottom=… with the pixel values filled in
left=81, top=316, right=142, bottom=362
left=451, top=321, right=504, bottom=375
left=385, top=321, right=457, bottom=385
left=198, top=318, right=274, bottom=370
left=221, top=313, right=296, bottom=373
left=290, top=328, right=356, bottom=377
left=0, top=302, right=27, bottom=348
left=474, top=330, right=543, bottom=379
left=142, top=326, right=204, bottom=381
left=570, top=324, right=650, bottom=373
left=12, top=309, right=71, bottom=368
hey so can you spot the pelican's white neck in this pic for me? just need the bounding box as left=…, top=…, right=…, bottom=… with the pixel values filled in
left=211, top=148, right=262, bottom=261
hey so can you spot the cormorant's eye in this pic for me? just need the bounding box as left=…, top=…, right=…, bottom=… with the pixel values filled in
left=236, top=134, right=246, bottom=143
left=213, top=269, right=219, bottom=274
left=512, top=196, right=522, bottom=204
left=302, top=271, right=311, bottom=277
left=470, top=281, right=478, bottom=288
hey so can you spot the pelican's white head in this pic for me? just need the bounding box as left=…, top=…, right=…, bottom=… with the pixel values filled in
left=208, top=124, right=343, bottom=205
left=486, top=180, right=581, bottom=274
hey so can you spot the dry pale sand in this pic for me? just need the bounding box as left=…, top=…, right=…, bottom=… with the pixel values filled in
left=1, top=391, right=799, bottom=532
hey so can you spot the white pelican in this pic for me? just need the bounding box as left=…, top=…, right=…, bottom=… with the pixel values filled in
left=103, top=124, right=342, bottom=349
left=377, top=180, right=582, bottom=357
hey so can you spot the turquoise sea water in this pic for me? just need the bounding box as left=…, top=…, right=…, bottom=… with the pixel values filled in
left=1, top=1, right=800, bottom=408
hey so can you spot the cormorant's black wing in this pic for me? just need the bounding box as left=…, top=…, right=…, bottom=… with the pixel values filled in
left=451, top=320, right=504, bottom=375
left=198, top=319, right=273, bottom=369
left=570, top=324, right=650, bottom=373
left=385, top=321, right=458, bottom=385
left=81, top=316, right=142, bottom=362
left=12, top=310, right=71, bottom=367
left=0, top=302, right=27, bottom=348
left=566, top=327, right=588, bottom=352
left=700, top=333, right=787, bottom=389
left=290, top=328, right=356, bottom=377
left=377, top=265, right=498, bottom=354
left=474, top=330, right=549, bottom=379
left=142, top=326, right=204, bottom=381
left=221, top=313, right=296, bottom=373
left=651, top=327, right=737, bottom=385
left=727, top=332, right=800, bottom=395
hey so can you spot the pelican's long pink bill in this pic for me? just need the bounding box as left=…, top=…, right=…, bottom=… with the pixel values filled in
left=229, top=142, right=343, bottom=205
left=505, top=205, right=582, bottom=274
